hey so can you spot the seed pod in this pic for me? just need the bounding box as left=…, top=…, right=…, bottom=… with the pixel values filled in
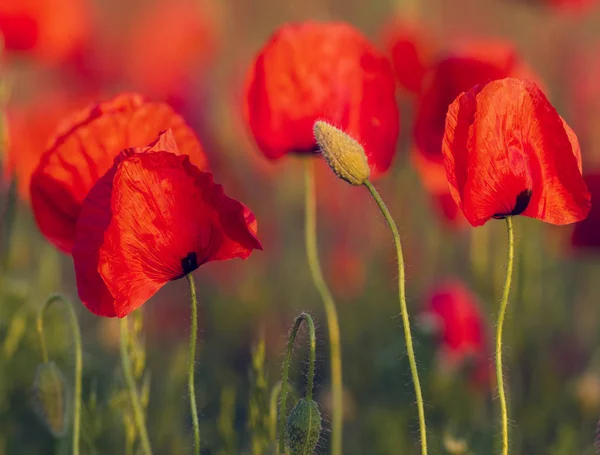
left=31, top=361, right=69, bottom=437
left=285, top=398, right=322, bottom=455
left=313, top=120, right=370, bottom=186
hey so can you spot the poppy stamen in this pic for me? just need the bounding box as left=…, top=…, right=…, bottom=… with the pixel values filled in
left=181, top=252, right=199, bottom=275
left=493, top=189, right=532, bottom=219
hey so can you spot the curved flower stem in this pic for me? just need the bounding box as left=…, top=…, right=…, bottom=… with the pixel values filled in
left=304, top=159, right=343, bottom=455
left=363, top=180, right=428, bottom=455
left=186, top=272, right=201, bottom=455
left=497, top=216, right=515, bottom=455
left=279, top=313, right=317, bottom=453
left=36, top=295, right=83, bottom=455
left=119, top=318, right=153, bottom=455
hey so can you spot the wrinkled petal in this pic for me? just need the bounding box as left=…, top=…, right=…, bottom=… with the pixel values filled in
left=74, top=138, right=260, bottom=318
left=244, top=21, right=399, bottom=178
left=442, top=78, right=590, bottom=226
left=30, top=92, right=208, bottom=253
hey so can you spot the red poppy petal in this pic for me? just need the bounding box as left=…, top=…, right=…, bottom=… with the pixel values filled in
left=30, top=93, right=207, bottom=253
left=244, top=21, right=399, bottom=178
left=74, top=149, right=260, bottom=318
left=443, top=78, right=590, bottom=226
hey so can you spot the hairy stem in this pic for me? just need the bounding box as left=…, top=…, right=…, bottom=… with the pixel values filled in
left=496, top=216, right=515, bottom=455
left=279, top=313, right=317, bottom=453
left=364, top=180, right=428, bottom=455
left=37, top=295, right=83, bottom=455
left=304, top=159, right=343, bottom=455
left=119, top=318, right=153, bottom=455
left=186, top=273, right=201, bottom=455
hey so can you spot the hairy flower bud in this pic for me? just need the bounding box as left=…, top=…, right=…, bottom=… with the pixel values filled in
left=285, top=398, right=322, bottom=454
left=313, top=121, right=370, bottom=185
left=31, top=361, right=69, bottom=437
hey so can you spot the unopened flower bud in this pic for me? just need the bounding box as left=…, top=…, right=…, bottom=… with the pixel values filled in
left=31, top=362, right=69, bottom=437
left=285, top=398, right=322, bottom=454
left=313, top=121, right=370, bottom=185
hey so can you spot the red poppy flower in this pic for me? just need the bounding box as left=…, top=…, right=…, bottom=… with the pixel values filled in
left=442, top=77, right=590, bottom=227
left=380, top=19, right=437, bottom=95
left=73, top=130, right=261, bottom=318
left=30, top=93, right=208, bottom=253
left=413, top=41, right=534, bottom=226
left=0, top=0, right=90, bottom=64
left=420, top=280, right=492, bottom=389
left=124, top=0, right=218, bottom=98
left=244, top=21, right=399, bottom=178
left=5, top=92, right=92, bottom=202
left=571, top=174, right=600, bottom=250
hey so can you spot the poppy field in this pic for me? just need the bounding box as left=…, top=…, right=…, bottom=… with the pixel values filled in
left=2, top=0, right=600, bottom=454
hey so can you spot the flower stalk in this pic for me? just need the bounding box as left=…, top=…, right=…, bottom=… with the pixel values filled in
left=279, top=313, right=317, bottom=453
left=303, top=158, right=343, bottom=455
left=186, top=272, right=201, bottom=455
left=36, top=295, right=83, bottom=455
left=119, top=318, right=153, bottom=455
left=496, top=216, right=515, bottom=455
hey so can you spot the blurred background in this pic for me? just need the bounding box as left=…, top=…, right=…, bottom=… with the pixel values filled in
left=2, top=0, right=600, bottom=453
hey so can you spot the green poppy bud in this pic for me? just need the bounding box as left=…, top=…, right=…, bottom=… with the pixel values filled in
left=31, top=361, right=69, bottom=437
left=313, top=120, right=370, bottom=186
left=285, top=398, right=322, bottom=455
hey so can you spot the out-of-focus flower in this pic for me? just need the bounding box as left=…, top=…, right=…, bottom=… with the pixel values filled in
left=380, top=19, right=437, bottom=95
left=124, top=0, right=218, bottom=99
left=420, top=280, right=492, bottom=389
left=442, top=77, right=590, bottom=227
left=0, top=0, right=91, bottom=64
left=5, top=92, right=93, bottom=201
left=413, top=40, right=534, bottom=227
left=571, top=174, right=600, bottom=250
left=73, top=130, right=262, bottom=318
left=30, top=93, right=208, bottom=253
left=244, top=21, right=399, bottom=178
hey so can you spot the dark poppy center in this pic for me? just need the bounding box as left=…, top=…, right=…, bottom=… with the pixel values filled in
left=181, top=252, right=199, bottom=275
left=493, top=189, right=532, bottom=219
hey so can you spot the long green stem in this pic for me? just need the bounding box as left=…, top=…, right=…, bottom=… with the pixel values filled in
left=304, top=159, right=343, bottom=455
left=497, top=216, right=514, bottom=455
left=279, top=313, right=317, bottom=452
left=186, top=273, right=201, bottom=455
left=269, top=381, right=283, bottom=443
left=37, top=295, right=83, bottom=455
left=119, top=318, right=153, bottom=455
left=364, top=180, right=428, bottom=455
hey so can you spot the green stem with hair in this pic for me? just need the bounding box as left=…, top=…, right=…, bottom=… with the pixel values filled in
left=497, top=216, right=515, bottom=455
left=36, top=295, right=83, bottom=455
left=364, top=180, right=428, bottom=455
left=186, top=272, right=201, bottom=455
left=119, top=318, right=153, bottom=455
left=278, top=313, right=317, bottom=453
left=304, top=159, right=343, bottom=455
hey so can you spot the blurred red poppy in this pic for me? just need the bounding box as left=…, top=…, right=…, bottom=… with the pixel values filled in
left=421, top=280, right=492, bottom=389
left=244, top=21, right=399, bottom=178
left=413, top=41, right=533, bottom=226
left=380, top=19, right=437, bottom=95
left=571, top=174, right=600, bottom=250
left=442, top=77, right=590, bottom=227
left=73, top=130, right=262, bottom=318
left=0, top=0, right=90, bottom=64
left=5, top=92, right=92, bottom=202
left=124, top=0, right=218, bottom=99
left=30, top=93, right=208, bottom=253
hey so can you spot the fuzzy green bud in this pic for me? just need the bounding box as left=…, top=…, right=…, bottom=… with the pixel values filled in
left=313, top=120, right=370, bottom=185
left=285, top=398, right=322, bottom=455
left=31, top=361, right=69, bottom=437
